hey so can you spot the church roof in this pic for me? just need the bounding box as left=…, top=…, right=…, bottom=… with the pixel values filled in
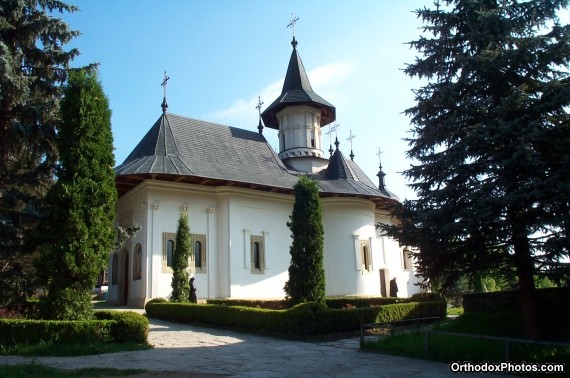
left=115, top=113, right=397, bottom=204
left=261, top=38, right=336, bottom=129
left=116, top=113, right=295, bottom=190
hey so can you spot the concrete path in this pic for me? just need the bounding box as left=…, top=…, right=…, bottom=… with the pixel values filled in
left=0, top=308, right=508, bottom=377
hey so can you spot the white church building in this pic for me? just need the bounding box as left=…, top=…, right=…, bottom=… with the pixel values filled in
left=107, top=35, right=422, bottom=308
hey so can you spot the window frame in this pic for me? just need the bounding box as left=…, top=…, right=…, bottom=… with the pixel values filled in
left=360, top=240, right=372, bottom=272
left=250, top=235, right=265, bottom=274
left=162, top=232, right=176, bottom=273
left=190, top=233, right=207, bottom=273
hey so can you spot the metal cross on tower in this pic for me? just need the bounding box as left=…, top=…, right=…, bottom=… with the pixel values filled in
left=347, top=130, right=356, bottom=149
left=287, top=13, right=300, bottom=37
left=326, top=122, right=340, bottom=155
left=161, top=71, right=170, bottom=113
left=376, top=147, right=383, bottom=168
left=347, top=130, right=356, bottom=160
left=161, top=71, right=169, bottom=98
left=256, top=95, right=264, bottom=117
left=256, top=95, right=264, bottom=134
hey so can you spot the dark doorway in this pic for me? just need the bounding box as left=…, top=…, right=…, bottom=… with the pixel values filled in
left=379, top=269, right=387, bottom=297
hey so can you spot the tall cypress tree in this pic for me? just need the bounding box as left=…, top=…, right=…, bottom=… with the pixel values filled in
left=36, top=69, right=117, bottom=320
left=171, top=212, right=192, bottom=302
left=382, top=0, right=570, bottom=339
left=0, top=0, right=81, bottom=309
left=284, top=176, right=325, bottom=306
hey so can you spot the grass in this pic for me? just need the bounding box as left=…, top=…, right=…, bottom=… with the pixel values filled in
left=446, top=306, right=463, bottom=316
left=0, top=361, right=147, bottom=377
left=0, top=341, right=151, bottom=357
left=361, top=311, right=570, bottom=367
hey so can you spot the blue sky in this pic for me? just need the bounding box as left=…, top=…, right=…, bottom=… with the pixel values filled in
left=61, top=1, right=569, bottom=201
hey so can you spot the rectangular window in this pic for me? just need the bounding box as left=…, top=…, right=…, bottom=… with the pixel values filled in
left=250, top=235, right=265, bottom=274
left=191, top=233, right=207, bottom=273
left=162, top=232, right=176, bottom=273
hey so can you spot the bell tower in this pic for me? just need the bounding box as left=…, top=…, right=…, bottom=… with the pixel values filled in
left=261, top=22, right=335, bottom=173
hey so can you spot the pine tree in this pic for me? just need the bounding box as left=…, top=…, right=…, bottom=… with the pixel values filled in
left=0, top=0, right=81, bottom=310
left=284, top=176, right=326, bottom=306
left=36, top=69, right=117, bottom=320
left=171, top=212, right=192, bottom=302
left=382, top=0, right=570, bottom=339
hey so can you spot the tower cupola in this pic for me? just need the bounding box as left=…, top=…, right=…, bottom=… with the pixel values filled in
left=261, top=30, right=336, bottom=173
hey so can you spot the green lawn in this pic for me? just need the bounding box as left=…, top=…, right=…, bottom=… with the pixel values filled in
left=1, top=341, right=151, bottom=357
left=361, top=312, right=570, bottom=367
left=0, top=362, right=147, bottom=377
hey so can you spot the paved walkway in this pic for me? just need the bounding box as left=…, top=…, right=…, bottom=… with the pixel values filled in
left=0, top=307, right=507, bottom=377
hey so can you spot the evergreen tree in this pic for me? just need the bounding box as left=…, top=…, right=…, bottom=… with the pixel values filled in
left=382, top=0, right=570, bottom=339
left=171, top=212, right=192, bottom=302
left=0, top=0, right=81, bottom=310
left=284, top=176, right=325, bottom=306
left=36, top=69, right=117, bottom=320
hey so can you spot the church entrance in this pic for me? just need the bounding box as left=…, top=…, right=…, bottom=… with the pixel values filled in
left=379, top=269, right=388, bottom=297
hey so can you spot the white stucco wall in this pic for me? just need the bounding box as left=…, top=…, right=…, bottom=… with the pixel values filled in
left=112, top=179, right=422, bottom=307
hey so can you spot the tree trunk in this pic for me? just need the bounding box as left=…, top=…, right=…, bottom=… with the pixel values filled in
left=512, top=222, right=541, bottom=340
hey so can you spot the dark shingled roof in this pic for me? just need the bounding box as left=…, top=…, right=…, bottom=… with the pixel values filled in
left=261, top=39, right=335, bottom=129
left=115, top=113, right=398, bottom=204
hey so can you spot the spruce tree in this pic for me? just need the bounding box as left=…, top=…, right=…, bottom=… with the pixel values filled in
left=0, top=0, right=81, bottom=310
left=382, top=0, right=570, bottom=339
left=284, top=176, right=325, bottom=306
left=36, top=69, right=117, bottom=320
left=171, top=212, right=192, bottom=302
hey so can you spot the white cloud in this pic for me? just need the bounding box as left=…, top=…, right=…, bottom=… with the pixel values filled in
left=206, top=62, right=352, bottom=128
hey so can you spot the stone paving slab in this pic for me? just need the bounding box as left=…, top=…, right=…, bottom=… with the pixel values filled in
left=0, top=309, right=511, bottom=377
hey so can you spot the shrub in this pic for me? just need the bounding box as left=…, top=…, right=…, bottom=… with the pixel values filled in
left=146, top=299, right=446, bottom=336
left=375, top=301, right=446, bottom=323
left=0, top=319, right=113, bottom=347
left=0, top=311, right=148, bottom=349
left=286, top=302, right=331, bottom=335
left=94, top=311, right=149, bottom=343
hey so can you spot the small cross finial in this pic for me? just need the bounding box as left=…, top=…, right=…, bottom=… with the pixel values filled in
left=346, top=130, right=356, bottom=149
left=347, top=130, right=356, bottom=161
left=287, top=13, right=300, bottom=47
left=256, top=95, right=264, bottom=134
left=256, top=95, right=264, bottom=117
left=161, top=71, right=170, bottom=113
left=376, top=147, right=384, bottom=168
left=326, top=122, right=340, bottom=156
left=161, top=71, right=169, bottom=98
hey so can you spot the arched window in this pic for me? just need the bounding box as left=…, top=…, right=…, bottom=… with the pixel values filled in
left=360, top=240, right=372, bottom=272
left=111, top=252, right=119, bottom=285
left=133, top=243, right=142, bottom=280
left=194, top=241, right=202, bottom=268
left=403, top=247, right=413, bottom=270
left=166, top=239, right=174, bottom=267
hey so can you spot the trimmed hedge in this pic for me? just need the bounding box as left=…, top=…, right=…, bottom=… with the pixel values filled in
left=0, top=311, right=148, bottom=348
left=375, top=301, right=447, bottom=323
left=207, top=293, right=443, bottom=310
left=0, top=319, right=114, bottom=347
left=145, top=300, right=446, bottom=336
left=95, top=311, right=149, bottom=343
